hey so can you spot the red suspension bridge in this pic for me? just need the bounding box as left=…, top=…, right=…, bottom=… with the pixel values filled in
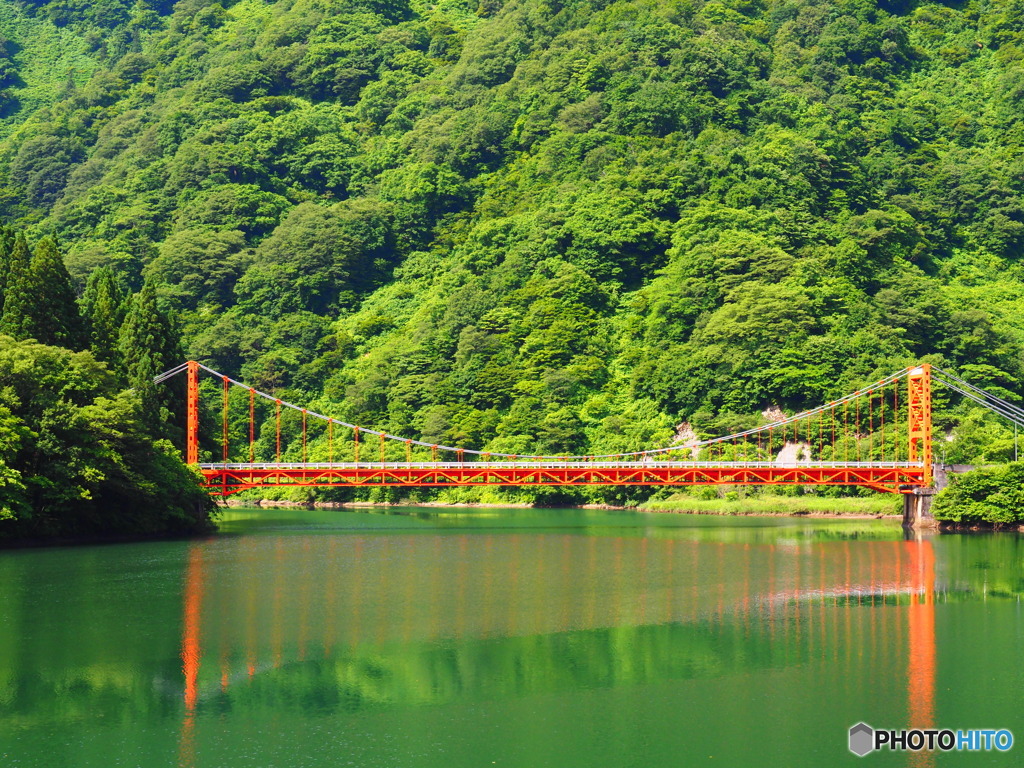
left=154, top=361, right=1017, bottom=498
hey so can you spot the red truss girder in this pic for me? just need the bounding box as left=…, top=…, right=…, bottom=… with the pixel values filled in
left=200, top=465, right=927, bottom=496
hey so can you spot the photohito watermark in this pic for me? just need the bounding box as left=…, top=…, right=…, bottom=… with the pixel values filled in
left=849, top=723, right=1013, bottom=757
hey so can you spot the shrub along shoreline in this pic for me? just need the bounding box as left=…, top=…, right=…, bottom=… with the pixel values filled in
left=932, top=463, right=1024, bottom=530
left=639, top=494, right=901, bottom=517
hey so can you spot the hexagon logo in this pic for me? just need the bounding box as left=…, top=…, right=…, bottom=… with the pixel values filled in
left=849, top=722, right=875, bottom=757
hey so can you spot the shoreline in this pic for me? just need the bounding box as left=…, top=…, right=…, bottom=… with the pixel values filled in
left=222, top=496, right=902, bottom=519
left=637, top=508, right=894, bottom=519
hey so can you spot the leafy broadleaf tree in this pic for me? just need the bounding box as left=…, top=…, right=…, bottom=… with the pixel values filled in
left=0, top=335, right=215, bottom=539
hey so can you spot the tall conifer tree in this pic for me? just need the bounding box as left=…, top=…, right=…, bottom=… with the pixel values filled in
left=119, top=279, right=184, bottom=434
left=0, top=227, right=14, bottom=316
left=0, top=234, right=33, bottom=339
left=9, top=237, right=88, bottom=349
left=81, top=267, right=127, bottom=367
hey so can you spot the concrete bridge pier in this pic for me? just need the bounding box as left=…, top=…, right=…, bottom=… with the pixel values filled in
left=903, top=489, right=937, bottom=529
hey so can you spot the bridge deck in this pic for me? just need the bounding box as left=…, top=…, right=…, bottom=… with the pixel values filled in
left=198, top=461, right=928, bottom=495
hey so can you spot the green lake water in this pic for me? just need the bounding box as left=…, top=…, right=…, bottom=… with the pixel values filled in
left=1, top=507, right=1023, bottom=767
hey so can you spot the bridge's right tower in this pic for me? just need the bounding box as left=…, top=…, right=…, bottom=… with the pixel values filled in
left=907, top=364, right=933, bottom=487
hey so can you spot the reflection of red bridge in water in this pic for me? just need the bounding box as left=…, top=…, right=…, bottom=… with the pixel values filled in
left=177, top=530, right=937, bottom=765
left=164, top=361, right=939, bottom=495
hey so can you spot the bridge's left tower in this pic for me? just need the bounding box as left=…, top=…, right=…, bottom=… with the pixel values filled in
left=186, top=360, right=200, bottom=466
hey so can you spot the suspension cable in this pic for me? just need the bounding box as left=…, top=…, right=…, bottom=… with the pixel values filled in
left=935, top=369, right=1024, bottom=420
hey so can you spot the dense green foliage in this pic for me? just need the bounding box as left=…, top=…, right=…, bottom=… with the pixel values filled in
left=0, top=0, right=1023, bottom=502
left=932, top=463, right=1024, bottom=526
left=0, top=335, right=215, bottom=539
left=2, top=236, right=88, bottom=348
left=80, top=265, right=127, bottom=365
left=0, top=228, right=212, bottom=540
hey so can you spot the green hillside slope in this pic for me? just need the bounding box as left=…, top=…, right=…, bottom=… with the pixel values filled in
left=2, top=0, right=1024, bottom=501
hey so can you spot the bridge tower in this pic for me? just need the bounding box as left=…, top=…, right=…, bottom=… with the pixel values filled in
left=187, top=360, right=200, bottom=465
left=904, top=364, right=935, bottom=528
left=907, top=364, right=932, bottom=486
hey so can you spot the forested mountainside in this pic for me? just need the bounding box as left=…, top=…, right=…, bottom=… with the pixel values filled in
left=2, top=0, right=1024, bottom=500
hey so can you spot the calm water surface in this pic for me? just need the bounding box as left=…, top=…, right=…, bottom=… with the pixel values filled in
left=1, top=507, right=1023, bottom=767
